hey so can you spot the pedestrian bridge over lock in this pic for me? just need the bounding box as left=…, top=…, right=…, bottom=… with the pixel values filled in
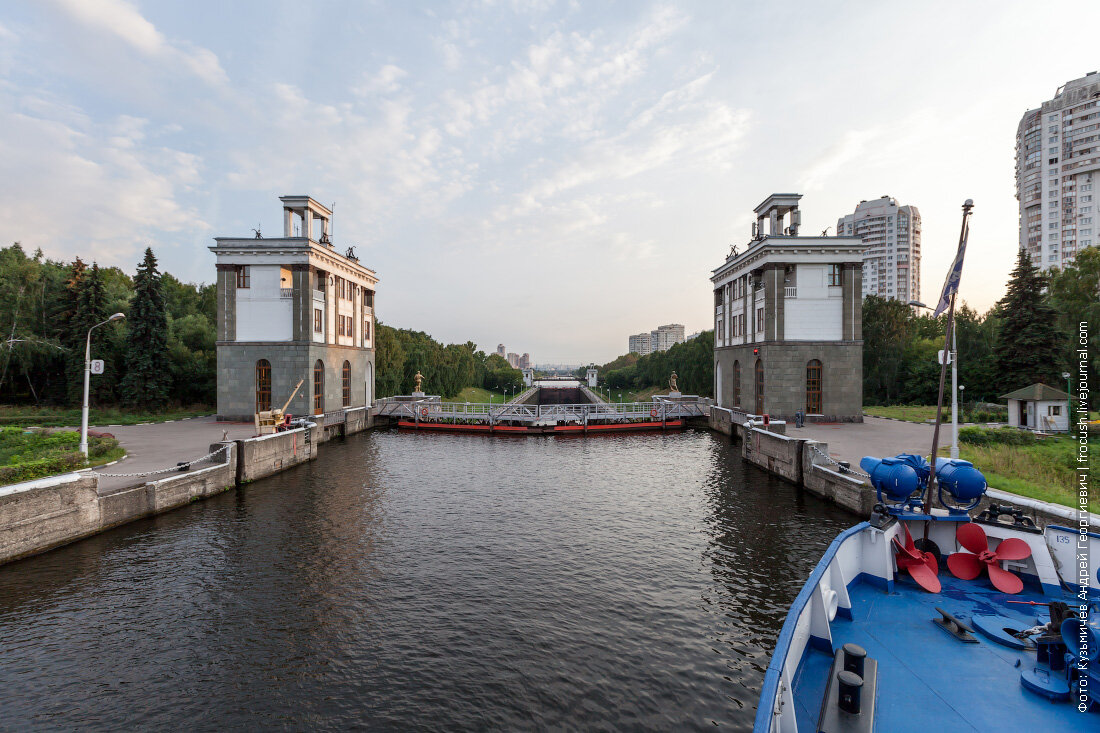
left=374, top=387, right=709, bottom=435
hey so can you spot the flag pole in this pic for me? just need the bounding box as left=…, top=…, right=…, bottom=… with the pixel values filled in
left=923, top=200, right=973, bottom=542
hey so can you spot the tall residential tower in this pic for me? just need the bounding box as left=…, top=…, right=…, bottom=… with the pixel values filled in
left=1016, top=71, right=1100, bottom=271
left=836, top=196, right=921, bottom=302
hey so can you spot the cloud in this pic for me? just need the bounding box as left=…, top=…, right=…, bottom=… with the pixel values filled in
left=798, top=128, right=882, bottom=191
left=46, top=0, right=228, bottom=86
left=353, top=64, right=408, bottom=95
left=0, top=92, right=206, bottom=267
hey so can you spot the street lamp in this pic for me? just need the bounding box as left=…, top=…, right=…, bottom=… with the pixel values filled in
left=80, top=312, right=125, bottom=457
left=910, top=299, right=961, bottom=457
left=1063, top=371, right=1072, bottom=433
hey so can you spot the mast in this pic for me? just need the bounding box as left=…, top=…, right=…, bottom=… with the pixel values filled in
left=924, top=200, right=974, bottom=538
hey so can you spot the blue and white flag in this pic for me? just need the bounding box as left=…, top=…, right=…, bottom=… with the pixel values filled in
left=933, top=208, right=972, bottom=317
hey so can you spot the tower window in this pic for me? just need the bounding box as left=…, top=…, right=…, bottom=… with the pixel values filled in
left=314, top=360, right=325, bottom=413
left=256, top=359, right=271, bottom=412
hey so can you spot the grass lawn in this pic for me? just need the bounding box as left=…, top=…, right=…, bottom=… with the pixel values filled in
left=0, top=404, right=214, bottom=428
left=589, top=385, right=670, bottom=403
left=864, top=405, right=939, bottom=422
left=0, top=427, right=124, bottom=486
left=447, top=387, right=515, bottom=403
left=864, top=404, right=1009, bottom=424
left=946, top=433, right=1096, bottom=513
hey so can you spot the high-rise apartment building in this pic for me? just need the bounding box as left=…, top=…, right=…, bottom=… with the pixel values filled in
left=628, top=324, right=684, bottom=355
left=506, top=352, right=520, bottom=368
left=496, top=344, right=506, bottom=357
left=1016, top=71, right=1100, bottom=271
left=836, top=196, right=921, bottom=302
left=519, top=353, right=531, bottom=369
left=650, top=324, right=685, bottom=352
left=629, top=332, right=652, bottom=355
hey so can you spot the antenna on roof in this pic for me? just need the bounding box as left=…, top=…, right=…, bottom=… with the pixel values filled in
left=252, top=223, right=263, bottom=239
left=821, top=226, right=831, bottom=236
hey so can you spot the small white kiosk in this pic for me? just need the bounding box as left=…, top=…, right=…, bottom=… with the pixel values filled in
left=1001, top=383, right=1070, bottom=432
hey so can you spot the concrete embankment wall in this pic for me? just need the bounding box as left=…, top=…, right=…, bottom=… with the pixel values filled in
left=236, top=424, right=321, bottom=483
left=0, top=473, right=101, bottom=563
left=716, top=407, right=1091, bottom=527
left=0, top=412, right=376, bottom=566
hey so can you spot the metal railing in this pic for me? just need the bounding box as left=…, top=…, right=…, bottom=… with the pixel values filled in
left=280, top=287, right=294, bottom=298
left=784, top=286, right=797, bottom=298
left=375, top=399, right=707, bottom=424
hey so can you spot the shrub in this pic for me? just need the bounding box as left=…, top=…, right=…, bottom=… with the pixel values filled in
left=959, top=426, right=1037, bottom=446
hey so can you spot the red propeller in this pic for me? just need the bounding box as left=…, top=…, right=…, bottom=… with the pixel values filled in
left=892, top=522, right=940, bottom=593
left=946, top=523, right=1032, bottom=594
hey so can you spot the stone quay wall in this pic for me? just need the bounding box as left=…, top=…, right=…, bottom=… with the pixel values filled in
left=0, top=473, right=101, bottom=564
left=710, top=406, right=1091, bottom=527
left=0, top=409, right=379, bottom=566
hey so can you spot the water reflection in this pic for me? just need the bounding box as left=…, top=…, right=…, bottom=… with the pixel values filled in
left=0, top=429, right=853, bottom=730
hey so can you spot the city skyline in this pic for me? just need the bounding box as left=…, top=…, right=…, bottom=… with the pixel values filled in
left=1, top=2, right=1098, bottom=363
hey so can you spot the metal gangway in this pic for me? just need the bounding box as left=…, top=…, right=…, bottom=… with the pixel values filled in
left=374, top=398, right=707, bottom=426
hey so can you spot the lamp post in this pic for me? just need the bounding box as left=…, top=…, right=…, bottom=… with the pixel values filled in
left=911, top=299, right=960, bottom=458
left=1063, top=371, right=1072, bottom=434
left=80, top=313, right=125, bottom=457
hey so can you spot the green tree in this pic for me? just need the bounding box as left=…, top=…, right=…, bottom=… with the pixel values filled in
left=121, top=248, right=170, bottom=408
left=66, top=261, right=109, bottom=404
left=993, top=249, right=1063, bottom=392
left=1049, top=247, right=1100, bottom=409
left=861, top=296, right=914, bottom=404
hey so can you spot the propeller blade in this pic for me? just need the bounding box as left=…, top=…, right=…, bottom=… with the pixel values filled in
left=986, top=562, right=1025, bottom=594
left=921, top=551, right=939, bottom=576
left=901, top=522, right=917, bottom=552
left=947, top=552, right=983, bottom=580
left=892, top=537, right=922, bottom=562
left=992, top=537, right=1032, bottom=562
left=956, top=523, right=989, bottom=555
left=905, top=560, right=942, bottom=593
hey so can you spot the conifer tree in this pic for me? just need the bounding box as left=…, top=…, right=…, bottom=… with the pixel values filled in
left=121, top=248, right=169, bottom=408
left=993, top=249, right=1063, bottom=392
left=66, top=261, right=107, bottom=403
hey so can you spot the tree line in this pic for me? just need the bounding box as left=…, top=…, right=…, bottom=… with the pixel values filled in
left=0, top=243, right=214, bottom=409
left=375, top=325, right=524, bottom=398
left=864, top=248, right=1097, bottom=407
left=580, top=332, right=715, bottom=396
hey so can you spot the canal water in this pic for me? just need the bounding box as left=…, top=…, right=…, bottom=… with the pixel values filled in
left=0, top=429, right=854, bottom=731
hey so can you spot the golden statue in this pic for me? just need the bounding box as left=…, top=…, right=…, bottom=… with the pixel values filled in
left=414, top=370, right=424, bottom=392
left=669, top=371, right=679, bottom=392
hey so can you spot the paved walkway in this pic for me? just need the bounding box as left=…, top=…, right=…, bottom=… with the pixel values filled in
left=89, top=416, right=255, bottom=494
left=790, top=416, right=939, bottom=469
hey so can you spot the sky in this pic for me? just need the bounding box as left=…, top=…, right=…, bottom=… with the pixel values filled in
left=1, top=1, right=1098, bottom=364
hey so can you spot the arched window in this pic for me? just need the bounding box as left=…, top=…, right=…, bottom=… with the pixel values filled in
left=342, top=360, right=351, bottom=407
left=256, top=359, right=271, bottom=412
left=806, top=359, right=823, bottom=414
left=754, top=359, right=764, bottom=414
left=313, top=360, right=325, bottom=414
left=732, top=360, right=741, bottom=407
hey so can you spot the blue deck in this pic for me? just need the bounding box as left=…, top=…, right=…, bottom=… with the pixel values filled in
left=792, top=574, right=1084, bottom=732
